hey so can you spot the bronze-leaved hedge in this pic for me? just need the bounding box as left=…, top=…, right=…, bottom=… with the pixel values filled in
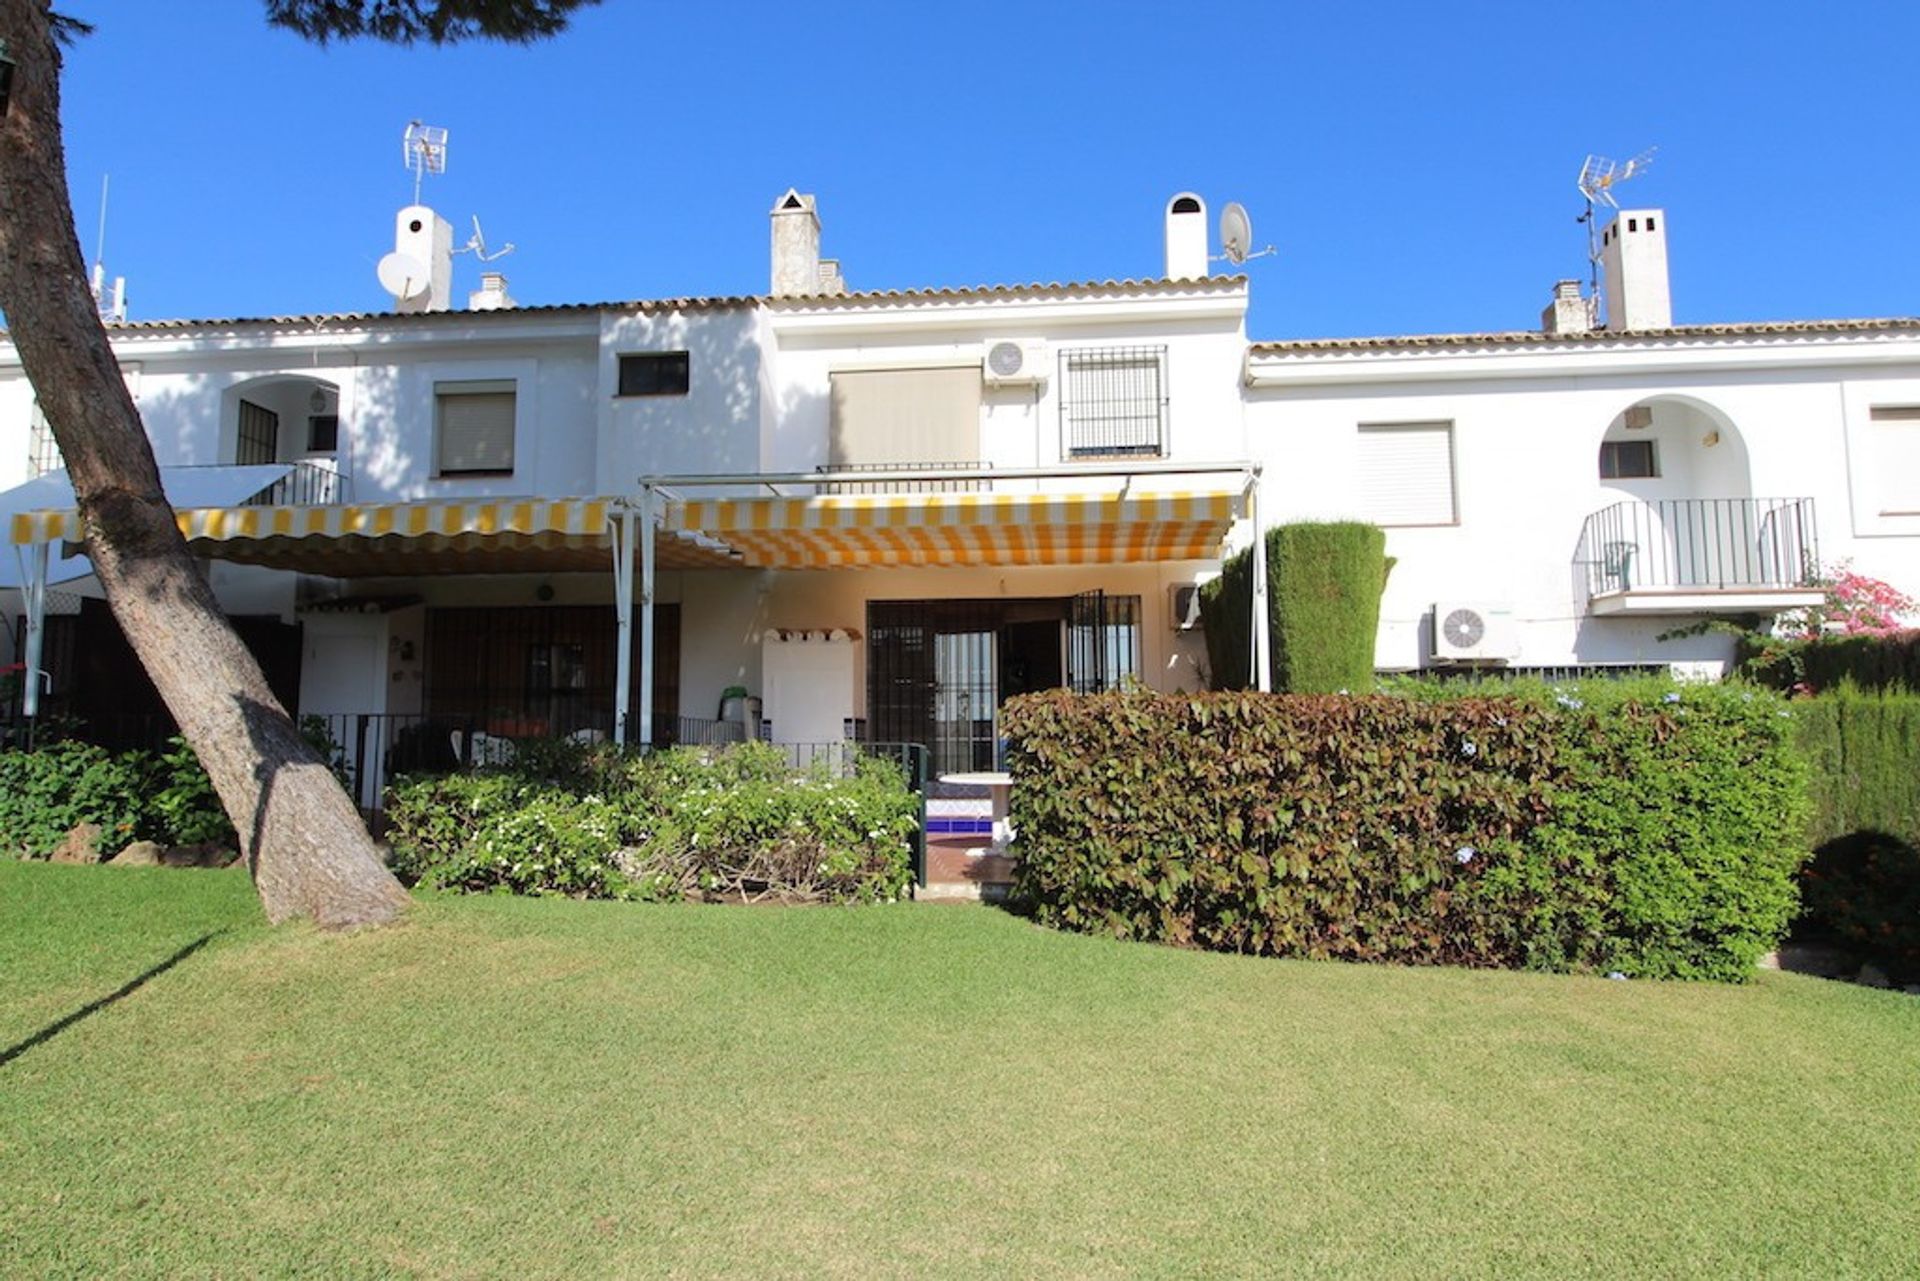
left=1002, top=680, right=1808, bottom=982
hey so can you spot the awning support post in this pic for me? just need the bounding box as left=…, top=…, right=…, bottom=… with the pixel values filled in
left=611, top=504, right=637, bottom=747
left=637, top=484, right=658, bottom=748
left=19, top=541, right=48, bottom=718
left=1248, top=472, right=1271, bottom=693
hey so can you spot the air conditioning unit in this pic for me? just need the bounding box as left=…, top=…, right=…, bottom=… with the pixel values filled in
left=1431, top=602, right=1517, bottom=664
left=982, top=339, right=1048, bottom=387
left=1169, top=583, right=1203, bottom=631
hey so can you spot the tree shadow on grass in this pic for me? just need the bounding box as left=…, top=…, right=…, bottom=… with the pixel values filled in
left=0, top=931, right=222, bottom=1068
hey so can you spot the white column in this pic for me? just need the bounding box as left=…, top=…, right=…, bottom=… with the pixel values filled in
left=1248, top=474, right=1271, bottom=693
left=637, top=486, right=658, bottom=746
left=20, top=542, right=49, bottom=718
left=611, top=505, right=636, bottom=747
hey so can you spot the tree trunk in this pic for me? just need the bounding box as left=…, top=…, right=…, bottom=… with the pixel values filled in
left=0, top=0, right=408, bottom=928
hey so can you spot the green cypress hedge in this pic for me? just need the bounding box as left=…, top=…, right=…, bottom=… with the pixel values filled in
left=1738, top=630, right=1920, bottom=693
left=1792, top=686, right=1920, bottom=981
left=1002, top=680, right=1808, bottom=982
left=1198, top=521, right=1387, bottom=693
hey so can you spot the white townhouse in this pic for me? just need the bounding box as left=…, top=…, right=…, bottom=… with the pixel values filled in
left=1, top=188, right=1915, bottom=795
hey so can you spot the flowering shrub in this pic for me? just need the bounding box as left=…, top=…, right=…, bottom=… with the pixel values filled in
left=386, top=741, right=916, bottom=904
left=1781, top=563, right=1917, bottom=639
left=1003, top=679, right=1808, bottom=982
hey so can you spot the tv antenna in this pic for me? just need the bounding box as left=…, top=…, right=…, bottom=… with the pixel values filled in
left=1214, top=201, right=1275, bottom=267
left=402, top=120, right=448, bottom=204
left=1575, top=147, right=1656, bottom=322
left=89, top=174, right=127, bottom=323
left=456, top=215, right=515, bottom=263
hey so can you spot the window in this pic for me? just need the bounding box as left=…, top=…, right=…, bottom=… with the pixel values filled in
left=26, top=403, right=62, bottom=477
left=617, top=352, right=691, bottom=397
left=1599, top=439, right=1658, bottom=480
left=1868, top=406, right=1920, bottom=516
left=1060, top=346, right=1167, bottom=458
left=435, top=380, right=516, bottom=477
left=306, top=414, right=339, bottom=453
left=1356, top=422, right=1456, bottom=525
left=237, top=398, right=278, bottom=466
left=829, top=367, right=982, bottom=468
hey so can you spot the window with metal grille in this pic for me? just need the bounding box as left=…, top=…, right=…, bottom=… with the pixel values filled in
left=237, top=398, right=279, bottom=466
left=435, top=380, right=516, bottom=476
left=26, top=403, right=62, bottom=477
left=617, top=352, right=691, bottom=397
left=1059, top=346, right=1167, bottom=458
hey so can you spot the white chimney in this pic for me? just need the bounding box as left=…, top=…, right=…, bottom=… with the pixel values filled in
left=468, top=271, right=514, bottom=311
left=1600, top=208, right=1672, bottom=331
left=816, top=258, right=846, bottom=296
left=771, top=189, right=822, bottom=297
left=1164, top=192, right=1208, bottom=280
left=1541, top=279, right=1591, bottom=334
left=394, top=204, right=454, bottom=312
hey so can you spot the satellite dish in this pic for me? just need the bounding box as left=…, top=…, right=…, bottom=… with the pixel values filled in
left=1219, top=202, right=1253, bottom=266
left=377, top=251, right=430, bottom=300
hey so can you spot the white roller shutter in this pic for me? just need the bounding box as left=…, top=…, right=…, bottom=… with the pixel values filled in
left=1869, top=406, right=1920, bottom=516
left=436, top=380, right=516, bottom=476
left=1358, top=422, right=1456, bottom=525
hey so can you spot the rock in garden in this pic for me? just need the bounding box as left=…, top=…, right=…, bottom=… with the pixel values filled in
left=1857, top=964, right=1892, bottom=989
left=160, top=842, right=239, bottom=869
left=49, top=822, right=104, bottom=864
left=109, top=840, right=163, bottom=867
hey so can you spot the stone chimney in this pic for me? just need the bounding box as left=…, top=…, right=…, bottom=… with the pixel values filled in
left=1600, top=209, right=1672, bottom=331
left=1541, top=279, right=1591, bottom=334
left=771, top=189, right=822, bottom=297
left=468, top=271, right=514, bottom=311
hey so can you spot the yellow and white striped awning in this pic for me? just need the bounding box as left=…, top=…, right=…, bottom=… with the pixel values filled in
left=10, top=486, right=1242, bottom=575
left=9, top=497, right=737, bottom=577
left=662, top=488, right=1239, bottom=568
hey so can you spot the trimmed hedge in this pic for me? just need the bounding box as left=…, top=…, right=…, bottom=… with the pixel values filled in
left=1792, top=687, right=1920, bottom=982
left=1002, top=680, right=1808, bottom=981
left=1199, top=522, right=1387, bottom=694
left=1739, top=629, right=1920, bottom=693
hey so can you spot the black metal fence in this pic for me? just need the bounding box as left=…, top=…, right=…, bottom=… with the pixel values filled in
left=240, top=460, right=349, bottom=506
left=1576, top=497, right=1818, bottom=598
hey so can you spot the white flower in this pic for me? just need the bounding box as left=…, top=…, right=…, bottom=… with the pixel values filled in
left=1460, top=740, right=1478, bottom=758
left=1454, top=846, right=1476, bottom=865
left=1662, top=692, right=1682, bottom=704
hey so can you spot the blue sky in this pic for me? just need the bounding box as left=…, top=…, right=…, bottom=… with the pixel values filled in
left=55, top=0, right=1920, bottom=338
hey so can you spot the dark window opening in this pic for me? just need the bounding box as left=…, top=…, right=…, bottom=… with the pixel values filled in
left=1646, top=216, right=1657, bottom=231
left=1171, top=196, right=1202, bottom=214
left=1629, top=218, right=1639, bottom=232
left=1599, top=439, right=1658, bottom=480
left=237, top=398, right=278, bottom=466
left=307, top=414, right=339, bottom=453
left=618, top=352, right=691, bottom=398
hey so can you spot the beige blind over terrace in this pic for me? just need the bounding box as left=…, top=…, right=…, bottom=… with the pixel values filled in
left=829, top=367, right=983, bottom=466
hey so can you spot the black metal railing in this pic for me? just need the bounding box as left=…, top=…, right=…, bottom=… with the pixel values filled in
left=1576, top=497, right=1818, bottom=598
left=243, top=460, right=350, bottom=506
left=814, top=461, right=994, bottom=495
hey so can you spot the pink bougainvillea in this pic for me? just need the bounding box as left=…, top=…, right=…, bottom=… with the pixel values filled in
left=1778, top=562, right=1917, bottom=640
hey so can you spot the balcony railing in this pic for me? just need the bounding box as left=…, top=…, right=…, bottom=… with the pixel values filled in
left=813, top=460, right=993, bottom=495
left=243, top=460, right=350, bottom=506
left=1576, top=497, right=1818, bottom=599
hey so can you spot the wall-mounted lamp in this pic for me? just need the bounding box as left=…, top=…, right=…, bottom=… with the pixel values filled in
left=535, top=583, right=555, bottom=602
left=0, top=42, right=16, bottom=118
left=1701, top=430, right=1721, bottom=448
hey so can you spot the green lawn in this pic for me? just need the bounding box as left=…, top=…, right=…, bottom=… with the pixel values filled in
left=3, top=863, right=1917, bottom=1279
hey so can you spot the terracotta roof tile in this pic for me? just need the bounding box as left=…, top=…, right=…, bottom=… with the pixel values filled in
left=1247, top=317, right=1920, bottom=355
